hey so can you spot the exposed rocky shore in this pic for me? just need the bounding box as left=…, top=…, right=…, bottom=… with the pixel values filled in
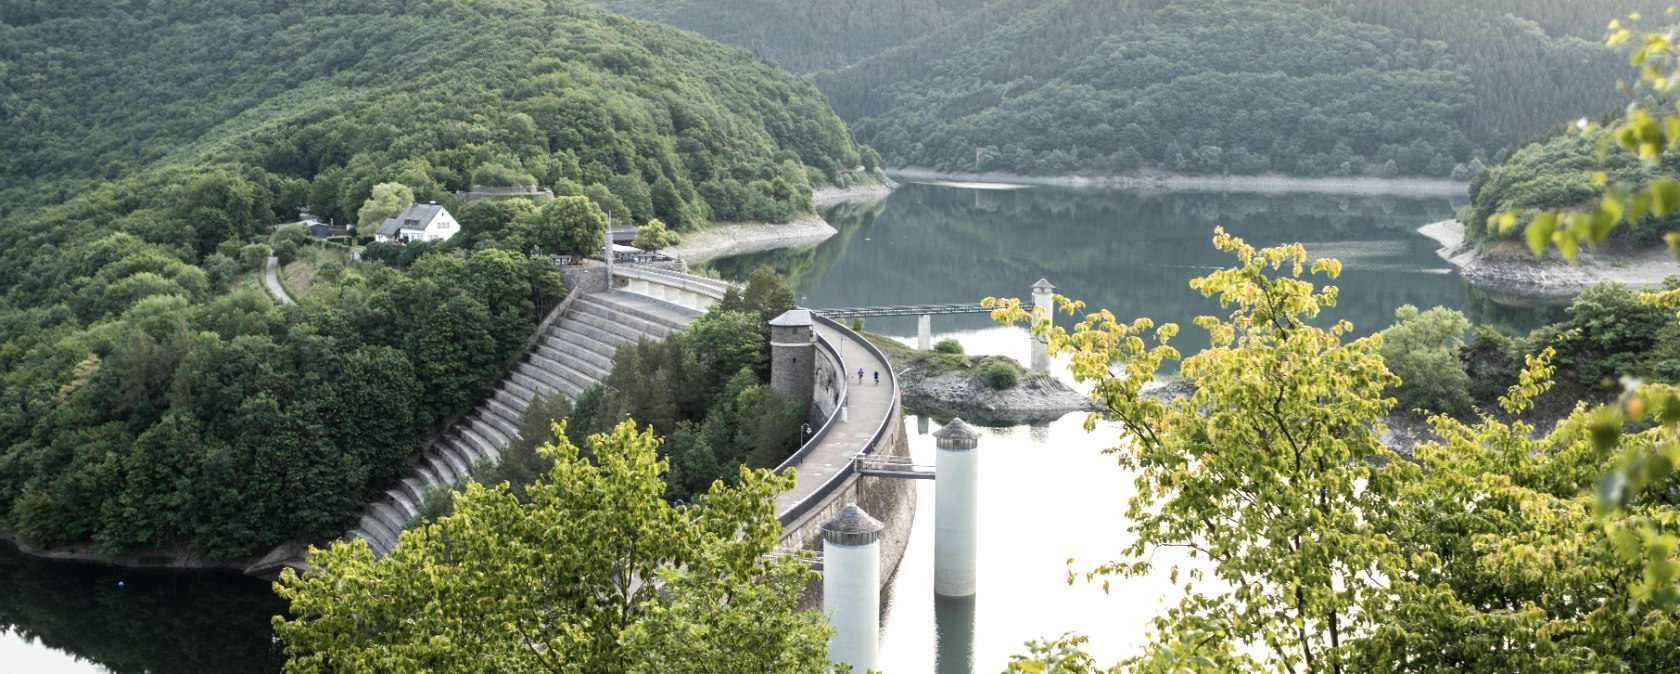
left=890, top=168, right=1468, bottom=197
left=1421, top=220, right=1680, bottom=297
left=664, top=214, right=837, bottom=264
left=812, top=178, right=898, bottom=208
left=899, top=368, right=1099, bottom=425
left=664, top=179, right=898, bottom=264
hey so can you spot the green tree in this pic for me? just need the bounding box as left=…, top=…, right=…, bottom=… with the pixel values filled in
left=519, top=195, right=607, bottom=256
left=684, top=311, right=769, bottom=401
left=632, top=218, right=681, bottom=252
left=739, top=265, right=796, bottom=324
left=991, top=229, right=1397, bottom=672
left=272, top=421, right=830, bottom=674
left=355, top=182, right=413, bottom=240
left=1378, top=304, right=1473, bottom=418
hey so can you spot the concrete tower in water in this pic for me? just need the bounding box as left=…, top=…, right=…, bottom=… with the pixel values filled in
left=823, top=504, right=884, bottom=673
left=934, top=417, right=983, bottom=596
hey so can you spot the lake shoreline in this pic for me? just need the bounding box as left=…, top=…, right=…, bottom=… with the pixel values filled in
left=0, top=533, right=256, bottom=574
left=668, top=180, right=899, bottom=264
left=1419, top=220, right=1680, bottom=296
left=889, top=167, right=1469, bottom=196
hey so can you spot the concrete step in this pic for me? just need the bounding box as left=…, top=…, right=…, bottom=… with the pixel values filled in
left=567, top=304, right=663, bottom=344
left=348, top=527, right=391, bottom=557
left=543, top=328, right=619, bottom=368
left=427, top=447, right=468, bottom=485
left=370, top=502, right=411, bottom=539
left=575, top=294, right=689, bottom=336
left=480, top=398, right=524, bottom=436
left=393, top=476, right=427, bottom=509
left=553, top=318, right=635, bottom=356
left=509, top=370, right=561, bottom=397
left=464, top=416, right=511, bottom=455
left=523, top=352, right=599, bottom=393
left=414, top=462, right=443, bottom=488
left=356, top=514, right=399, bottom=555
left=538, top=345, right=610, bottom=383
left=443, top=437, right=482, bottom=476
left=452, top=429, right=495, bottom=464
left=492, top=385, right=533, bottom=415
left=515, top=359, right=581, bottom=398
left=593, top=291, right=703, bottom=329
left=538, top=338, right=615, bottom=373
left=385, top=483, right=421, bottom=518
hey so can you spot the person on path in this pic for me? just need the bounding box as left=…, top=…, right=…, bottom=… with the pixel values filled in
left=857, top=368, right=864, bottom=383
left=873, top=370, right=880, bottom=385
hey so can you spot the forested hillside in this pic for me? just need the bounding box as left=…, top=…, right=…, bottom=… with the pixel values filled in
left=591, top=0, right=993, bottom=73
left=1463, top=128, right=1678, bottom=246
left=593, top=0, right=1668, bottom=178
left=0, top=0, right=868, bottom=559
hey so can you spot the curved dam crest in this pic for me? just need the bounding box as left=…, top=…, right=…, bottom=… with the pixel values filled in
left=250, top=263, right=916, bottom=596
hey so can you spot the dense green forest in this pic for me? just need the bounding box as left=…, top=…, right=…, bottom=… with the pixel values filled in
left=0, top=0, right=868, bottom=559
left=596, top=0, right=1667, bottom=177
left=1463, top=128, right=1679, bottom=246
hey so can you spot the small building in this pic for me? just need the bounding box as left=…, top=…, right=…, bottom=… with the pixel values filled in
left=307, top=222, right=349, bottom=239
left=375, top=202, right=459, bottom=244
left=608, top=223, right=639, bottom=246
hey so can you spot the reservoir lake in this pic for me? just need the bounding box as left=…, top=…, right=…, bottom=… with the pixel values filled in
left=3, top=180, right=1566, bottom=673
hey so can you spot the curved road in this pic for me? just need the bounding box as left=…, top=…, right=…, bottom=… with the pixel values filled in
left=774, top=321, right=894, bottom=516
left=265, top=254, right=296, bottom=305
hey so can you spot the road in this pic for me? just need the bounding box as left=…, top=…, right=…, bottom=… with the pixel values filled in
left=774, top=321, right=895, bottom=517
left=265, top=254, right=296, bottom=305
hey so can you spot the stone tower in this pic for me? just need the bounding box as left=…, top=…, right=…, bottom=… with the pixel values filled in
left=769, top=309, right=816, bottom=416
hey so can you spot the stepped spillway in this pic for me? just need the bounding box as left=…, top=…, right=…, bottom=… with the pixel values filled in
left=346, top=290, right=702, bottom=556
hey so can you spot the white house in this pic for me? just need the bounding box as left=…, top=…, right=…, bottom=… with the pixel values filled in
left=374, top=202, right=459, bottom=243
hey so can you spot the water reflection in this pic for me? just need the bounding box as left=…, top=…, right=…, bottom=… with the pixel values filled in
left=935, top=594, right=977, bottom=674
left=707, top=183, right=1567, bottom=340
left=0, top=544, right=285, bottom=674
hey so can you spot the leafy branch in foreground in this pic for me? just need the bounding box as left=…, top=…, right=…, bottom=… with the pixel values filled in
left=1496, top=9, right=1680, bottom=615
left=988, top=229, right=1680, bottom=671
left=272, top=420, right=831, bottom=674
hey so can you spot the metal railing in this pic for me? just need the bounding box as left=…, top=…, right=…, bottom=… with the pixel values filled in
left=614, top=265, right=732, bottom=299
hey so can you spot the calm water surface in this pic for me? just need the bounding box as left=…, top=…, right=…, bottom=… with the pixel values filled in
left=3, top=182, right=1569, bottom=673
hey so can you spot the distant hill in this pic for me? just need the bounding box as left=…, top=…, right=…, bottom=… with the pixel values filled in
left=591, top=0, right=1668, bottom=178
left=0, top=0, right=867, bottom=226
left=0, top=0, right=871, bottom=559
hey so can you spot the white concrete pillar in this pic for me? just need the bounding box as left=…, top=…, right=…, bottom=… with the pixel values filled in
left=934, top=418, right=982, bottom=596
left=1030, top=278, right=1055, bottom=372
left=823, top=504, right=884, bottom=673
left=918, top=314, right=932, bottom=351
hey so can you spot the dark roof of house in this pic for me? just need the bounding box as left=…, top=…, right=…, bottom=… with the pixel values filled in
left=376, top=203, right=445, bottom=237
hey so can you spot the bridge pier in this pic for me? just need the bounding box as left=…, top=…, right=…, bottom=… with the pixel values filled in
left=934, top=418, right=982, bottom=597
left=918, top=314, right=932, bottom=351
left=1030, top=278, right=1055, bottom=372
left=823, top=504, right=884, bottom=673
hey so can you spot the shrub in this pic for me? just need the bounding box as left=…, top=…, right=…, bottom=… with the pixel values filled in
left=933, top=338, right=963, bottom=354
left=1378, top=305, right=1472, bottom=418
left=983, top=360, right=1018, bottom=390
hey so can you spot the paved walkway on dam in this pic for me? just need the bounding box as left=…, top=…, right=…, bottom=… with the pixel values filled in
left=774, top=321, right=894, bottom=517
